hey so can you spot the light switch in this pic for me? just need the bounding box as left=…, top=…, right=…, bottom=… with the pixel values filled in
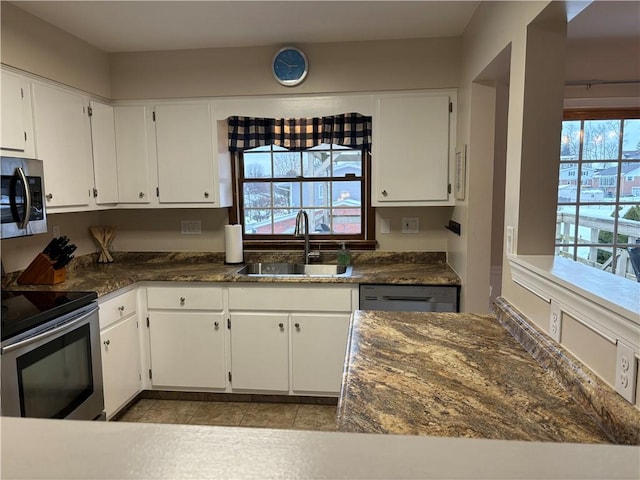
left=381, top=218, right=391, bottom=234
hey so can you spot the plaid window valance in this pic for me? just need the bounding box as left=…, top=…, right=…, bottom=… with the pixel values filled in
left=228, top=113, right=372, bottom=152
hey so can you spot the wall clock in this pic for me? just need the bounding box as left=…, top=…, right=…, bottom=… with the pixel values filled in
left=272, top=47, right=308, bottom=87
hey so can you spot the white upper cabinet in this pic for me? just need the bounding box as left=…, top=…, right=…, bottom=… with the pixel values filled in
left=373, top=91, right=456, bottom=206
left=114, top=105, right=152, bottom=204
left=32, top=82, right=93, bottom=209
left=89, top=101, right=119, bottom=205
left=1, top=70, right=34, bottom=157
left=154, top=102, right=230, bottom=206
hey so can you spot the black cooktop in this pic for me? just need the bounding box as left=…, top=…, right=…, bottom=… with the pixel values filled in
left=1, top=290, right=97, bottom=343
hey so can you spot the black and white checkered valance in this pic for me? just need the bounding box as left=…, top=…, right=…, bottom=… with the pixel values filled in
left=228, top=113, right=372, bottom=152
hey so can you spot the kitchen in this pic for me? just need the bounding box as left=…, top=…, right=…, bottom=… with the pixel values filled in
left=1, top=1, right=640, bottom=478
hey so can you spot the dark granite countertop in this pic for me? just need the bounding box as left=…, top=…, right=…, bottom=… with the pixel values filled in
left=336, top=310, right=614, bottom=444
left=3, top=251, right=460, bottom=297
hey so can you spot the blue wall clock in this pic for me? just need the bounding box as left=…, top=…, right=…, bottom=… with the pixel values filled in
left=272, top=47, right=309, bottom=87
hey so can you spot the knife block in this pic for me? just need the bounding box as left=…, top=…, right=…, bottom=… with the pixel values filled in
left=17, top=253, right=66, bottom=285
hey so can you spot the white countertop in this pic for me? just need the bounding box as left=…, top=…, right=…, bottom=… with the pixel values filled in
left=2, top=417, right=639, bottom=479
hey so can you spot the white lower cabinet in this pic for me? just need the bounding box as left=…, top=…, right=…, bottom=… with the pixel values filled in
left=139, top=283, right=356, bottom=397
left=100, top=316, right=141, bottom=419
left=228, top=284, right=356, bottom=396
left=290, top=314, right=351, bottom=394
left=146, top=285, right=226, bottom=390
left=229, top=312, right=289, bottom=392
left=148, top=311, right=226, bottom=389
left=98, top=288, right=141, bottom=419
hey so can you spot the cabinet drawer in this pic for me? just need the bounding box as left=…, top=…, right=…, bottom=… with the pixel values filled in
left=99, top=289, right=137, bottom=330
left=228, top=285, right=353, bottom=312
left=147, top=286, right=223, bottom=310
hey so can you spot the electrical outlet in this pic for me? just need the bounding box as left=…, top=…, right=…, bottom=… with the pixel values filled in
left=615, top=341, right=637, bottom=404
left=180, top=220, right=202, bottom=235
left=549, top=300, right=562, bottom=342
left=401, top=217, right=419, bottom=234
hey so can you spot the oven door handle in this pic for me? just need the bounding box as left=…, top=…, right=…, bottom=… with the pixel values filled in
left=15, top=166, right=32, bottom=229
left=1, top=305, right=97, bottom=355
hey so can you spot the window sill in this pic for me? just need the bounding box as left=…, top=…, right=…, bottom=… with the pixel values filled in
left=508, top=255, right=640, bottom=350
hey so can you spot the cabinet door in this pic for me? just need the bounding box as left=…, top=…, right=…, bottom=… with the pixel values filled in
left=230, top=312, right=289, bottom=392
left=148, top=311, right=226, bottom=389
left=291, top=314, right=350, bottom=394
left=89, top=101, right=118, bottom=205
left=101, top=315, right=141, bottom=418
left=114, top=106, right=152, bottom=203
left=154, top=103, right=215, bottom=204
left=374, top=93, right=452, bottom=205
left=32, top=83, right=92, bottom=208
left=1, top=71, right=26, bottom=152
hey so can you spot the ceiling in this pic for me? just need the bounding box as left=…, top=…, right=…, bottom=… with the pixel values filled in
left=7, top=1, right=639, bottom=53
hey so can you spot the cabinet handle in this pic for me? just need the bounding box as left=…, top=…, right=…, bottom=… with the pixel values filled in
left=295, top=323, right=300, bottom=329
left=103, top=339, right=110, bottom=346
left=118, top=305, right=125, bottom=312
left=204, top=192, right=209, bottom=198
left=139, top=192, right=145, bottom=198
left=278, top=323, right=284, bottom=329
left=214, top=321, right=219, bottom=328
left=46, top=193, right=53, bottom=201
left=179, top=297, right=186, bottom=305
left=381, top=190, right=388, bottom=197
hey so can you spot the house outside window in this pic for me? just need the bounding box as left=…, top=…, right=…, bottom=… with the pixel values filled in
left=556, top=110, right=640, bottom=280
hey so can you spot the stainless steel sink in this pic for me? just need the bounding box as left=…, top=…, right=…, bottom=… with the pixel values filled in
left=236, top=263, right=352, bottom=277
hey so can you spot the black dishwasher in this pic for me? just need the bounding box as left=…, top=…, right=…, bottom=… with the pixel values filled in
left=359, top=284, right=459, bottom=312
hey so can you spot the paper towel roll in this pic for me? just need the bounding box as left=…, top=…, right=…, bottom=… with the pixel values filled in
left=225, top=225, right=243, bottom=264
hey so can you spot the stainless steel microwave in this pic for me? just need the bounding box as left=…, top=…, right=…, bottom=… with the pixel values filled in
left=1, top=157, right=47, bottom=239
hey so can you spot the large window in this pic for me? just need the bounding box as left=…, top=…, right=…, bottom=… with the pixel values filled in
left=232, top=144, right=373, bottom=244
left=556, top=110, right=640, bottom=280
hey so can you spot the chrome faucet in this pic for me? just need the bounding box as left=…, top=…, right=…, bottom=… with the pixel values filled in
left=294, top=209, right=311, bottom=264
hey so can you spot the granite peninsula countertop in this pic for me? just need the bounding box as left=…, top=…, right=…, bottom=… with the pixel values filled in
left=2, top=251, right=460, bottom=297
left=336, top=310, right=614, bottom=444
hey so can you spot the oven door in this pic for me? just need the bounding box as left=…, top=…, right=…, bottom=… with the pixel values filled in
left=1, top=303, right=104, bottom=420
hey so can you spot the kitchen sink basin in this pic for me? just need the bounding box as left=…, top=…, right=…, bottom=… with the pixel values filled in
left=236, top=263, right=352, bottom=277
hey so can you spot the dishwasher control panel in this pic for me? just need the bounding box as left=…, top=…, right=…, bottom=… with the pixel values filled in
left=359, top=284, right=459, bottom=312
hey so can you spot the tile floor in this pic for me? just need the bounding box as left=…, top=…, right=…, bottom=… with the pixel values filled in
left=116, top=399, right=338, bottom=431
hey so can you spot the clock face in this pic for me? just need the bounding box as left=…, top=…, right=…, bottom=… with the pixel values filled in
left=272, top=47, right=308, bottom=86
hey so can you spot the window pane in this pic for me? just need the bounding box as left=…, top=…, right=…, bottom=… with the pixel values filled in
left=618, top=204, right=640, bottom=244
left=273, top=182, right=299, bottom=209
left=587, top=162, right=618, bottom=203
left=560, top=120, right=581, bottom=161
left=582, top=120, right=621, bottom=161
left=332, top=207, right=362, bottom=234
left=302, top=151, right=330, bottom=177
left=273, top=209, right=297, bottom=234
left=243, top=183, right=271, bottom=208
left=558, top=163, right=579, bottom=202
left=623, top=120, right=640, bottom=160
left=332, top=181, right=361, bottom=206
left=243, top=152, right=272, bottom=178
left=273, top=151, right=300, bottom=178
left=244, top=209, right=272, bottom=235
left=301, top=181, right=330, bottom=208
left=576, top=207, right=617, bottom=246
left=333, top=150, right=362, bottom=177
left=622, top=161, right=640, bottom=199
left=556, top=205, right=576, bottom=245
left=307, top=209, right=331, bottom=234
